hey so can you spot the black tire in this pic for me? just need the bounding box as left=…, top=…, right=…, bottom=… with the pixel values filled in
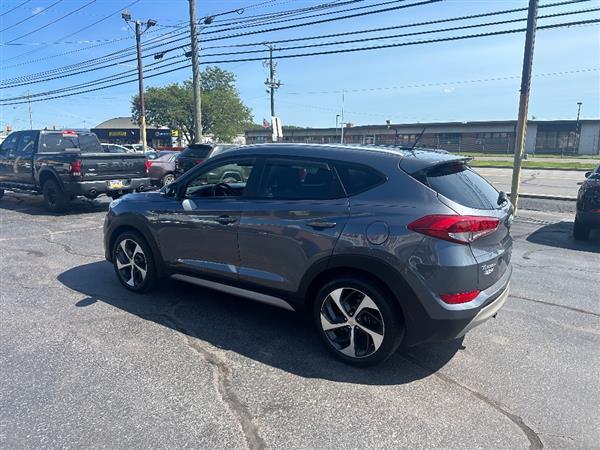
left=108, top=193, right=122, bottom=200
left=0, top=188, right=4, bottom=199
left=313, top=276, right=404, bottom=367
left=161, top=173, right=175, bottom=187
left=112, top=231, right=157, bottom=293
left=573, top=218, right=590, bottom=241
left=42, top=179, right=69, bottom=212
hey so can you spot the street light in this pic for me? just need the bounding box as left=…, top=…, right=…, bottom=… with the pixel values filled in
left=122, top=11, right=157, bottom=152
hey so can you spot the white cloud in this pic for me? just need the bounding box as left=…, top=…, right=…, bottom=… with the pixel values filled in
left=32, top=6, right=44, bottom=15
left=121, top=26, right=128, bottom=31
left=443, top=87, right=456, bottom=94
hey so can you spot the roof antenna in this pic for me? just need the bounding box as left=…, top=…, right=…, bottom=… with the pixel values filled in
left=410, top=127, right=426, bottom=150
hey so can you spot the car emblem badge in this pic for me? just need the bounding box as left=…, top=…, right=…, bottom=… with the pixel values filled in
left=482, top=263, right=496, bottom=275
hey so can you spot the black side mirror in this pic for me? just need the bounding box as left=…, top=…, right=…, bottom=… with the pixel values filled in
left=584, top=171, right=592, bottom=178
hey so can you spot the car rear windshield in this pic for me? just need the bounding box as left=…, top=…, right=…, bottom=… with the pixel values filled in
left=182, top=145, right=212, bottom=158
left=420, top=162, right=500, bottom=210
left=40, top=132, right=102, bottom=153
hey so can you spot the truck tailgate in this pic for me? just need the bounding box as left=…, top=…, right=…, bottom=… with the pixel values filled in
left=80, top=153, right=147, bottom=181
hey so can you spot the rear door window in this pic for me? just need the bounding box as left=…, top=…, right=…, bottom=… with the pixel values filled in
left=16, top=131, right=37, bottom=155
left=1, top=133, right=20, bottom=155
left=423, top=163, right=499, bottom=210
left=335, top=162, right=386, bottom=196
left=257, top=159, right=345, bottom=200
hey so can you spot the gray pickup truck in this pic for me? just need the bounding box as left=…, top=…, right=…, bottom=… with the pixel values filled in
left=0, top=129, right=150, bottom=211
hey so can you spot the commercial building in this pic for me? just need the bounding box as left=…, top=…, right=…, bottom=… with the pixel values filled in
left=92, top=117, right=172, bottom=148
left=245, top=119, right=600, bottom=155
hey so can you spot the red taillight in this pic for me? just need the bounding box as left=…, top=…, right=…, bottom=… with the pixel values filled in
left=440, top=290, right=481, bottom=304
left=592, top=209, right=600, bottom=213
left=408, top=215, right=500, bottom=245
left=145, top=159, right=152, bottom=174
left=195, top=159, right=204, bottom=164
left=69, top=159, right=82, bottom=177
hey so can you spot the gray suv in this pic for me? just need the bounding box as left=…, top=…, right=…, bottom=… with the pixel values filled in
left=104, top=144, right=513, bottom=366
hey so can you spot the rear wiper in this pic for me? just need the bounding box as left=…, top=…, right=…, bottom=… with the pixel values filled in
left=497, top=191, right=508, bottom=205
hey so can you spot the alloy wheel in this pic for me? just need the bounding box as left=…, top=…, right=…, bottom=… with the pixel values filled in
left=115, top=238, right=147, bottom=287
left=320, top=287, right=385, bottom=358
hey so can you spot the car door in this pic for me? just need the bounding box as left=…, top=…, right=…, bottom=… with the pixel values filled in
left=238, top=157, right=350, bottom=294
left=156, top=157, right=257, bottom=282
left=0, top=132, right=21, bottom=183
left=13, top=131, right=37, bottom=184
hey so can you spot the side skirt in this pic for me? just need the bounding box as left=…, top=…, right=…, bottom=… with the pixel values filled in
left=170, top=273, right=296, bottom=312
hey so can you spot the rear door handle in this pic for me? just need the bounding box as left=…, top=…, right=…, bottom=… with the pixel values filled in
left=307, top=220, right=337, bottom=230
left=216, top=215, right=237, bottom=225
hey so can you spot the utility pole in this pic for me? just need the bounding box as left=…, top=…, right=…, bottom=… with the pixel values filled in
left=575, top=101, right=583, bottom=152
left=263, top=43, right=282, bottom=141
left=510, top=0, right=538, bottom=213
left=340, top=91, right=345, bottom=144
left=189, top=0, right=202, bottom=143
left=122, top=11, right=156, bottom=152
left=27, top=90, right=32, bottom=130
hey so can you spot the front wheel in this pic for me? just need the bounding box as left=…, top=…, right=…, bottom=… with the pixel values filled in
left=42, top=179, right=69, bottom=212
left=112, top=231, right=157, bottom=292
left=313, top=276, right=404, bottom=366
left=573, top=218, right=590, bottom=241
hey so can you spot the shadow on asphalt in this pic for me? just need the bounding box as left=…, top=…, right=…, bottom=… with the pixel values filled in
left=58, top=261, right=462, bottom=384
left=526, top=221, right=600, bottom=253
left=0, top=192, right=109, bottom=216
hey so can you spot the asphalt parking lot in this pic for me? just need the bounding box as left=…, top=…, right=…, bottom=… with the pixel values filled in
left=1, top=193, right=599, bottom=449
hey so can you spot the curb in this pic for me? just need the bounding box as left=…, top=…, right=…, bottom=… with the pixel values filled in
left=508, top=192, right=577, bottom=201
left=472, top=164, right=592, bottom=172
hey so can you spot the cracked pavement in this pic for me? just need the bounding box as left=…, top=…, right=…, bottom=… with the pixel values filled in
left=1, top=193, right=599, bottom=448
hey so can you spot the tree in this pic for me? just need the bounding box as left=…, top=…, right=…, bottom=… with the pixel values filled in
left=131, top=67, right=253, bottom=143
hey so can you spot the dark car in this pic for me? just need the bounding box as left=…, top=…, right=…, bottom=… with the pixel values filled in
left=104, top=144, right=512, bottom=366
left=174, top=144, right=240, bottom=177
left=148, top=151, right=179, bottom=187
left=0, top=130, right=149, bottom=211
left=574, top=164, right=600, bottom=240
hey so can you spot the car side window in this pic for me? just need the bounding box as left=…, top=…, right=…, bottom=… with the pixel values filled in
left=335, top=162, right=386, bottom=196
left=257, top=159, right=345, bottom=200
left=185, top=160, right=255, bottom=198
left=1, top=133, right=20, bottom=155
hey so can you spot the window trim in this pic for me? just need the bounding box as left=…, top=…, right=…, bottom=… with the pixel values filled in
left=255, top=156, right=347, bottom=201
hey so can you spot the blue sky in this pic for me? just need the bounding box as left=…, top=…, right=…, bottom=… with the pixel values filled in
left=1, top=0, right=599, bottom=130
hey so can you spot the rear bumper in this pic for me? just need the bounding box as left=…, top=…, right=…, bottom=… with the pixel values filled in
left=576, top=210, right=600, bottom=228
left=401, top=263, right=512, bottom=346
left=63, top=177, right=151, bottom=196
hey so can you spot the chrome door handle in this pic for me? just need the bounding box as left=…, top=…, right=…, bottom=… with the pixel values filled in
left=307, top=221, right=336, bottom=230
left=216, top=215, right=237, bottom=225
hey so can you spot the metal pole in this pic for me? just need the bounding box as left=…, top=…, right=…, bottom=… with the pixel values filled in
left=269, top=46, right=275, bottom=118
left=135, top=20, right=148, bottom=152
left=510, top=0, right=538, bottom=212
left=340, top=91, right=345, bottom=144
left=335, top=114, right=340, bottom=140
left=27, top=90, right=32, bottom=130
left=189, top=0, right=202, bottom=143
left=575, top=102, right=583, bottom=154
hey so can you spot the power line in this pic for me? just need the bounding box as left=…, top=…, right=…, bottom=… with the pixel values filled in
left=4, top=0, right=98, bottom=45
left=0, top=0, right=33, bottom=18
left=2, top=18, right=597, bottom=106
left=0, top=0, right=64, bottom=33
left=2, top=4, right=596, bottom=89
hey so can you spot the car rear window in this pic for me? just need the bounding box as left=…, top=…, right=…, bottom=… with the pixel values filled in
left=335, top=163, right=386, bottom=196
left=182, top=145, right=212, bottom=158
left=421, top=162, right=499, bottom=210
left=40, top=132, right=102, bottom=153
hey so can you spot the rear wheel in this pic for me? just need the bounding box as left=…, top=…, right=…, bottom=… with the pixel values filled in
left=112, top=231, right=157, bottom=292
left=313, top=276, right=404, bottom=366
left=573, top=217, right=590, bottom=241
left=161, top=173, right=175, bottom=187
left=42, top=179, right=69, bottom=212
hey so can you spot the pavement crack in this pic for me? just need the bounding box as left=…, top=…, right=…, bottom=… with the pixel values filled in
left=43, top=236, right=103, bottom=259
left=402, top=354, right=543, bottom=449
left=511, top=294, right=600, bottom=318
left=140, top=311, right=266, bottom=450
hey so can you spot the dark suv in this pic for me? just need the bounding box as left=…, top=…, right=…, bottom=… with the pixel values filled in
left=574, top=164, right=600, bottom=240
left=104, top=144, right=513, bottom=366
